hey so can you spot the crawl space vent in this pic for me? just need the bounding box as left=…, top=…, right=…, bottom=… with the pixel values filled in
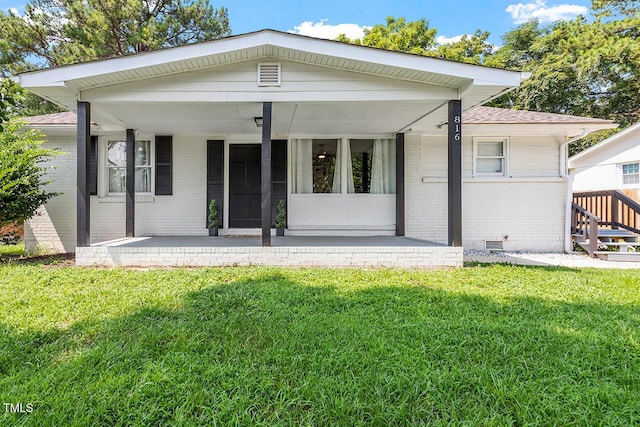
left=258, top=63, right=281, bottom=86
left=484, top=240, right=504, bottom=251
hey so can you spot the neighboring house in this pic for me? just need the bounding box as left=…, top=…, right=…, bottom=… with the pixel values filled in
left=570, top=123, right=640, bottom=201
left=16, top=30, right=615, bottom=265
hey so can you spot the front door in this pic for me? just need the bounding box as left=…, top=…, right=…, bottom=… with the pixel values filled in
left=229, top=144, right=262, bottom=228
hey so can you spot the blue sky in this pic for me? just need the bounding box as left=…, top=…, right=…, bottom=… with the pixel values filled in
left=1, top=0, right=593, bottom=45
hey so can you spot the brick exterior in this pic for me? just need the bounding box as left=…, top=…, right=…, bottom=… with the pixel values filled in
left=76, top=245, right=463, bottom=268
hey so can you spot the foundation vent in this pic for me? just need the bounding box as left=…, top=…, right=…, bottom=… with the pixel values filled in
left=258, top=63, right=281, bottom=86
left=484, top=240, right=504, bottom=251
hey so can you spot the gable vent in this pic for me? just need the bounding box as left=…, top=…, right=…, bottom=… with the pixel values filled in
left=484, top=240, right=504, bottom=251
left=258, top=63, right=281, bottom=86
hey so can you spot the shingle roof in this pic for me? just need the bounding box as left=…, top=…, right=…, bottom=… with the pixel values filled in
left=25, top=111, right=78, bottom=125
left=464, top=106, right=613, bottom=124
left=24, top=107, right=613, bottom=126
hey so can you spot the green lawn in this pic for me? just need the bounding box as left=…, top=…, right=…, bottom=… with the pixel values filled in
left=0, top=263, right=638, bottom=426
left=0, top=242, right=24, bottom=257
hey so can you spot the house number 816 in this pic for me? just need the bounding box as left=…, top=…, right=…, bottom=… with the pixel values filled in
left=453, top=115, right=461, bottom=141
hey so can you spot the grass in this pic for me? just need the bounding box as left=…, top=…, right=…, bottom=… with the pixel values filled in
left=0, top=263, right=638, bottom=426
left=0, top=242, right=24, bottom=257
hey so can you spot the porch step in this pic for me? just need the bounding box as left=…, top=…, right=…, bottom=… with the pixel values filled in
left=596, top=229, right=639, bottom=242
left=594, top=251, right=640, bottom=262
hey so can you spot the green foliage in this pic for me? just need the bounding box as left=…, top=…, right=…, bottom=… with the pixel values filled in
left=0, top=265, right=638, bottom=424
left=0, top=0, right=231, bottom=74
left=0, top=242, right=24, bottom=256
left=275, top=199, right=286, bottom=229
left=208, top=198, right=218, bottom=228
left=340, top=16, right=438, bottom=55
left=0, top=120, right=60, bottom=227
left=432, top=30, right=494, bottom=65
left=0, top=0, right=230, bottom=117
left=0, top=79, right=18, bottom=131
left=569, top=127, right=622, bottom=157
left=490, top=13, right=640, bottom=128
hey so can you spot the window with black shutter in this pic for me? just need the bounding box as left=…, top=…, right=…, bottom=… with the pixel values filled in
left=155, top=136, right=172, bottom=195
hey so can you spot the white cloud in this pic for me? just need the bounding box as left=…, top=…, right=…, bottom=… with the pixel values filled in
left=436, top=35, right=464, bottom=45
left=506, top=0, right=588, bottom=24
left=289, top=20, right=369, bottom=40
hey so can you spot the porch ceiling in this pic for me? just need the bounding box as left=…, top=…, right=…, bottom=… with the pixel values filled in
left=91, top=100, right=449, bottom=135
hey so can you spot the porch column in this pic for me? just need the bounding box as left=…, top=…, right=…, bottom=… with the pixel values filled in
left=126, top=128, right=135, bottom=237
left=395, top=132, right=405, bottom=236
left=448, top=100, right=462, bottom=246
left=261, top=102, right=272, bottom=247
left=77, top=101, right=91, bottom=247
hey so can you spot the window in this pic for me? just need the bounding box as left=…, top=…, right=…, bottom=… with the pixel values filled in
left=107, top=140, right=151, bottom=193
left=474, top=138, right=508, bottom=176
left=312, top=139, right=338, bottom=193
left=622, top=163, right=640, bottom=185
left=350, top=139, right=373, bottom=193
left=292, top=138, right=395, bottom=194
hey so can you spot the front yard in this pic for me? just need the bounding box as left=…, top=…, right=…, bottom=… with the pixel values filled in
left=0, top=261, right=638, bottom=425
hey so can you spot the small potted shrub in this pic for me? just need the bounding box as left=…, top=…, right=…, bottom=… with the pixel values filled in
left=208, top=199, right=219, bottom=236
left=275, top=199, right=286, bottom=236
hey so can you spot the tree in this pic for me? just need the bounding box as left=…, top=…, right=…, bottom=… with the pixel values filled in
left=0, top=79, right=18, bottom=131
left=0, top=0, right=231, bottom=117
left=0, top=0, right=230, bottom=74
left=490, top=5, right=640, bottom=127
left=339, top=17, right=438, bottom=55
left=0, top=120, right=59, bottom=227
left=433, top=30, right=493, bottom=65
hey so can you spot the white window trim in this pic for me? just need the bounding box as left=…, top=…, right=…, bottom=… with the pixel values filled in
left=472, top=137, right=510, bottom=178
left=620, top=162, right=640, bottom=187
left=100, top=136, right=155, bottom=197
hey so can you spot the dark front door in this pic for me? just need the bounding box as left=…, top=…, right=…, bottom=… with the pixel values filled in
left=229, top=144, right=262, bottom=228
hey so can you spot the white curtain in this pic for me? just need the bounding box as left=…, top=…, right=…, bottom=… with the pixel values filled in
left=332, top=139, right=341, bottom=194
left=293, top=139, right=313, bottom=193
left=332, top=138, right=355, bottom=194
left=344, top=138, right=355, bottom=194
left=371, top=138, right=396, bottom=194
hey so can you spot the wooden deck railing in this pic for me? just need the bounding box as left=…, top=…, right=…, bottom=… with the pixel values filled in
left=573, top=190, right=640, bottom=234
left=571, top=202, right=600, bottom=257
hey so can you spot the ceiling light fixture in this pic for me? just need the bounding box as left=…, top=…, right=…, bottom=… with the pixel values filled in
left=317, top=144, right=326, bottom=159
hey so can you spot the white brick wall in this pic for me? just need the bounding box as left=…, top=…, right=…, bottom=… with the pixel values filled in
left=26, top=134, right=209, bottom=253
left=28, top=127, right=569, bottom=255
left=404, top=133, right=568, bottom=251
left=76, top=245, right=463, bottom=268
left=25, top=135, right=77, bottom=253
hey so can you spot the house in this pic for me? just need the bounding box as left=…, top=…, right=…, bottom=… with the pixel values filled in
left=570, top=123, right=640, bottom=201
left=15, top=30, right=615, bottom=267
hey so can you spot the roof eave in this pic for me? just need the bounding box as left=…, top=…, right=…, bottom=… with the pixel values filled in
left=16, top=30, right=525, bottom=91
left=569, top=122, right=640, bottom=164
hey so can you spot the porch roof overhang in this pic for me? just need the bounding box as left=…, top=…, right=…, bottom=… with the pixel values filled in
left=16, top=30, right=528, bottom=135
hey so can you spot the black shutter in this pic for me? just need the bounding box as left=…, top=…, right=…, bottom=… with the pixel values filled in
left=271, top=140, right=287, bottom=227
left=207, top=140, right=224, bottom=231
left=89, top=136, right=98, bottom=195
left=155, top=136, right=172, bottom=195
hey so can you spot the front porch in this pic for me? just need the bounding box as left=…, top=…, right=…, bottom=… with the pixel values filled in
left=76, top=236, right=462, bottom=268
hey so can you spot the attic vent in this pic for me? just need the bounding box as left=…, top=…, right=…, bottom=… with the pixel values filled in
left=484, top=240, right=504, bottom=251
left=258, top=63, right=281, bottom=86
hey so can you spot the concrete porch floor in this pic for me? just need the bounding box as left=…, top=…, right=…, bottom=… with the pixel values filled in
left=77, top=236, right=462, bottom=268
